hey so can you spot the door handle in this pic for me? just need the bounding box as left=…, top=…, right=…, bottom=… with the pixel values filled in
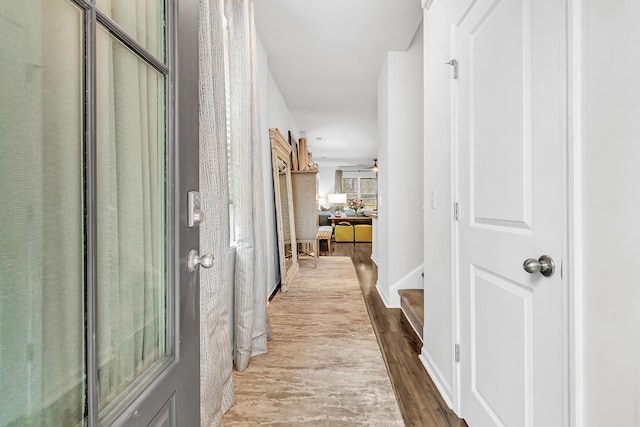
left=188, top=250, right=214, bottom=272
left=522, top=255, right=555, bottom=277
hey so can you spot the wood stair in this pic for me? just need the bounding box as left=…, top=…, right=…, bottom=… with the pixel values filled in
left=398, top=289, right=424, bottom=351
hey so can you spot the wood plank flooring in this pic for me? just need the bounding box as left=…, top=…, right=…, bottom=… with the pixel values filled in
left=329, top=243, right=467, bottom=427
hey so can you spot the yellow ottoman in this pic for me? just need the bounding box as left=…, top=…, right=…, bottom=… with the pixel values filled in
left=334, top=222, right=354, bottom=242
left=354, top=224, right=372, bottom=242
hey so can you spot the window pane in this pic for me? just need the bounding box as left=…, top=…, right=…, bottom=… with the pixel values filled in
left=95, top=25, right=166, bottom=411
left=361, top=178, right=377, bottom=194
left=361, top=196, right=377, bottom=209
left=96, top=0, right=165, bottom=62
left=342, top=178, right=356, bottom=193
left=0, top=1, right=85, bottom=425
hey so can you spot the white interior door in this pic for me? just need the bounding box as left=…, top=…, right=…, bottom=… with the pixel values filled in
left=456, top=0, right=567, bottom=426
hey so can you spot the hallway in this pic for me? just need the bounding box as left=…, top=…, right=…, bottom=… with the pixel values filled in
left=227, top=243, right=466, bottom=426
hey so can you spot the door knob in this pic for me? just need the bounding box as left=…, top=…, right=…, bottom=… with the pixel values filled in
left=188, top=250, right=214, bottom=272
left=522, top=255, right=555, bottom=277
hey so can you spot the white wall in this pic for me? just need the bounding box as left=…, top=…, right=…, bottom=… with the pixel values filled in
left=257, top=37, right=299, bottom=296
left=377, top=56, right=390, bottom=295
left=266, top=71, right=299, bottom=137
left=256, top=37, right=279, bottom=297
left=376, top=23, right=425, bottom=308
left=419, top=0, right=456, bottom=407
left=580, top=1, right=640, bottom=425
left=316, top=163, right=337, bottom=202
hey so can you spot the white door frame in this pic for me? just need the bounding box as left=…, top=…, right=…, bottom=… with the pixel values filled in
left=566, top=0, right=584, bottom=425
left=449, top=18, right=461, bottom=416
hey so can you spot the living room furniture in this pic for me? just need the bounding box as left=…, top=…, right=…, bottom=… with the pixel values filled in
left=317, top=226, right=333, bottom=254
left=328, top=215, right=372, bottom=230
left=270, top=128, right=298, bottom=291
left=354, top=224, right=372, bottom=242
left=335, top=222, right=355, bottom=242
left=291, top=170, right=319, bottom=266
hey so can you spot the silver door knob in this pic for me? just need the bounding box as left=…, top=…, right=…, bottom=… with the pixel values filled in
left=523, top=255, right=555, bottom=277
left=188, top=250, right=214, bottom=272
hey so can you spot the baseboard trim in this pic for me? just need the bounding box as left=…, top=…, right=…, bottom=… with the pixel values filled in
left=383, top=263, right=425, bottom=307
left=376, top=281, right=392, bottom=308
left=419, top=351, right=455, bottom=412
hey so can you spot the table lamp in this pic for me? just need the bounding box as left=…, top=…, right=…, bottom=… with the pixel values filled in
left=327, top=193, right=347, bottom=215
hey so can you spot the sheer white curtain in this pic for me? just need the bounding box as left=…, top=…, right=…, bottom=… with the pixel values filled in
left=0, top=2, right=84, bottom=424
left=197, top=0, right=268, bottom=421
left=225, top=0, right=270, bottom=372
left=198, top=0, right=235, bottom=424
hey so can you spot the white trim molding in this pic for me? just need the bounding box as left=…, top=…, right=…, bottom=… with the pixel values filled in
left=419, top=350, right=456, bottom=413
left=375, top=281, right=392, bottom=307
left=567, top=0, right=584, bottom=425
left=370, top=254, right=379, bottom=266
left=379, top=263, right=424, bottom=308
left=422, top=0, right=434, bottom=10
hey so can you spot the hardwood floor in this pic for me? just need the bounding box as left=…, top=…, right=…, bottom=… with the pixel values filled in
left=329, top=242, right=467, bottom=427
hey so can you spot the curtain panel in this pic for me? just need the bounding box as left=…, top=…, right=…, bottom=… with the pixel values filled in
left=224, top=0, right=270, bottom=372
left=335, top=169, right=344, bottom=193
left=198, top=0, right=235, bottom=425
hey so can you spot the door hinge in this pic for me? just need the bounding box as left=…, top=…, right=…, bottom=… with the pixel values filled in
left=446, top=59, right=459, bottom=79
left=454, top=202, right=459, bottom=221
left=455, top=344, right=460, bottom=363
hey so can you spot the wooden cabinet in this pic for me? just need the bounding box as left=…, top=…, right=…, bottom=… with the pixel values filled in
left=291, top=170, right=319, bottom=265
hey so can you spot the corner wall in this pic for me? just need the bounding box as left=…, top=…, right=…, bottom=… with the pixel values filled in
left=376, top=23, right=425, bottom=308
left=419, top=0, right=456, bottom=408
left=580, top=1, right=640, bottom=425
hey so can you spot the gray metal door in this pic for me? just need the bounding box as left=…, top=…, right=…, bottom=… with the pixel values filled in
left=0, top=0, right=200, bottom=425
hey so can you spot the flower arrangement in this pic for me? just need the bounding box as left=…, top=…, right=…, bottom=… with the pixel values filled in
left=347, top=198, right=365, bottom=212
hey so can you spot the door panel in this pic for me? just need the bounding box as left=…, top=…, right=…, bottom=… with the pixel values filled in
left=101, top=0, right=201, bottom=424
left=457, top=0, right=566, bottom=425
left=470, top=0, right=531, bottom=227
left=471, top=267, right=532, bottom=427
left=0, top=0, right=200, bottom=425
left=148, top=395, right=176, bottom=427
left=95, top=23, right=168, bottom=412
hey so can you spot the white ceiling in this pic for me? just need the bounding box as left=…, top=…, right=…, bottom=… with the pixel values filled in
left=254, top=0, right=423, bottom=167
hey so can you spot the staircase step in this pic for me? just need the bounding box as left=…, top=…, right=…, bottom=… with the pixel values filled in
left=398, top=289, right=424, bottom=342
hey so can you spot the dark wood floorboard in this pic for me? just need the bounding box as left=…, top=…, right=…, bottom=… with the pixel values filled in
left=329, top=242, right=467, bottom=427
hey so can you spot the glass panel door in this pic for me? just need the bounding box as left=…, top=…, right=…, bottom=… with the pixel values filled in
left=95, top=24, right=167, bottom=412
left=1, top=0, right=200, bottom=425
left=95, top=0, right=165, bottom=61
left=0, top=1, right=85, bottom=425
